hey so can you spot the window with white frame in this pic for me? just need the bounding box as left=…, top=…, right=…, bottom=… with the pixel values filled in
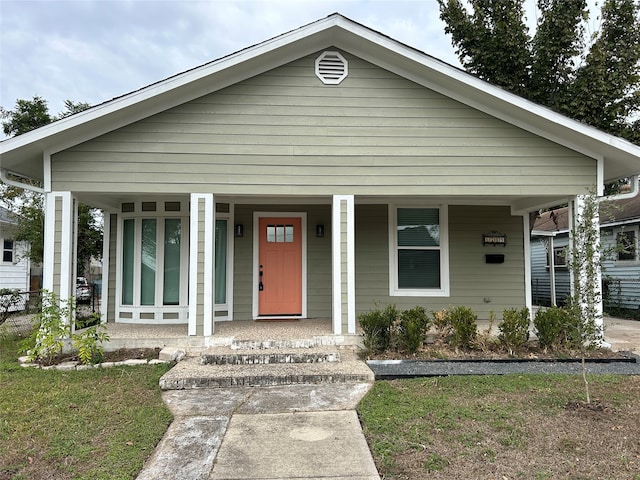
left=2, top=239, right=14, bottom=263
left=389, top=206, right=449, bottom=296
left=120, top=201, right=230, bottom=308
left=617, top=230, right=637, bottom=261
left=546, top=246, right=567, bottom=269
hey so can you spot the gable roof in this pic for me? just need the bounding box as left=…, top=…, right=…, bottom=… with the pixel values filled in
left=0, top=206, right=16, bottom=226
left=1, top=13, right=639, bottom=184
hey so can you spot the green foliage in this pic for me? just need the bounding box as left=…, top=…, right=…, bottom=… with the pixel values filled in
left=22, top=290, right=109, bottom=365
left=397, top=306, right=430, bottom=354
left=0, top=96, right=52, bottom=136
left=359, top=304, right=431, bottom=355
left=72, top=323, right=110, bottom=365
left=498, top=307, right=530, bottom=354
left=448, top=306, right=478, bottom=349
left=438, top=0, right=640, bottom=145
left=358, top=303, right=399, bottom=353
left=533, top=305, right=583, bottom=350
left=23, top=290, right=73, bottom=365
left=431, top=308, right=452, bottom=340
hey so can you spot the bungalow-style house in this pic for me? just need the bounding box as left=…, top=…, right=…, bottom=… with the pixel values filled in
left=0, top=206, right=30, bottom=310
left=532, top=186, right=640, bottom=309
left=1, top=14, right=640, bottom=342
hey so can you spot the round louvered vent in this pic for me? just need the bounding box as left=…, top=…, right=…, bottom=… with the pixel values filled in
left=315, top=51, right=348, bottom=85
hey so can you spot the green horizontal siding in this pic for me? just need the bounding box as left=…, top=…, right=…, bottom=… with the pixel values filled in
left=51, top=52, right=596, bottom=196
left=355, top=204, right=526, bottom=320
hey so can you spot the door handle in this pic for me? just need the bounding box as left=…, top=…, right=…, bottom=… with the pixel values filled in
left=259, top=265, right=264, bottom=290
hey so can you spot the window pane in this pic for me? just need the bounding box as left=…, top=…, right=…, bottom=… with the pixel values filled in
left=141, top=219, right=157, bottom=305
left=276, top=225, right=285, bottom=242
left=3, top=250, right=12, bottom=263
left=122, top=219, right=134, bottom=305
left=398, top=249, right=440, bottom=289
left=267, top=225, right=275, bottom=243
left=398, top=208, right=439, bottom=247
left=215, top=219, right=227, bottom=304
left=163, top=219, right=181, bottom=305
left=285, top=225, right=294, bottom=242
left=618, top=231, right=636, bottom=260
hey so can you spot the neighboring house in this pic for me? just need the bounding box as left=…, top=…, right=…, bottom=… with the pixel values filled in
left=0, top=206, right=30, bottom=310
left=1, top=14, right=640, bottom=340
left=532, top=189, right=640, bottom=309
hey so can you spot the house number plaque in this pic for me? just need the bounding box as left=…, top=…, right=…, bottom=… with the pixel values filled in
left=482, top=231, right=507, bottom=247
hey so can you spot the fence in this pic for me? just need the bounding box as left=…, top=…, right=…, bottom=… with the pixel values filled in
left=0, top=289, right=41, bottom=336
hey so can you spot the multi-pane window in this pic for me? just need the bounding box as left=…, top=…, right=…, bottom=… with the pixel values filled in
left=120, top=207, right=229, bottom=307
left=546, top=246, right=567, bottom=268
left=391, top=206, right=448, bottom=296
left=2, top=239, right=14, bottom=263
left=617, top=231, right=637, bottom=261
left=266, top=224, right=294, bottom=243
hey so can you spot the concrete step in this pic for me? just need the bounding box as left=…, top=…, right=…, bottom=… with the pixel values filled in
left=201, top=349, right=340, bottom=365
left=159, top=350, right=373, bottom=390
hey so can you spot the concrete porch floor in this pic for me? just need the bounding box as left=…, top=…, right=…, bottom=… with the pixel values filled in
left=101, top=318, right=362, bottom=353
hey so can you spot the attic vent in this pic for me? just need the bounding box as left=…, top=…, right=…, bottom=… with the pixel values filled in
left=315, top=51, right=348, bottom=85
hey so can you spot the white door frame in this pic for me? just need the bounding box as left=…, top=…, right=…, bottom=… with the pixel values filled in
left=252, top=211, right=307, bottom=320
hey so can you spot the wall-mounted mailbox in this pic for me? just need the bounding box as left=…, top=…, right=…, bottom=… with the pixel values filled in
left=485, top=254, right=505, bottom=264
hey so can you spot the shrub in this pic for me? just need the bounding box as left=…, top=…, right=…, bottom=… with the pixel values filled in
left=23, top=290, right=73, bottom=365
left=431, top=308, right=451, bottom=341
left=498, top=307, right=530, bottom=355
left=397, top=306, right=430, bottom=354
left=359, top=304, right=399, bottom=353
left=533, top=305, right=583, bottom=351
left=448, top=306, right=477, bottom=349
left=72, top=323, right=110, bottom=365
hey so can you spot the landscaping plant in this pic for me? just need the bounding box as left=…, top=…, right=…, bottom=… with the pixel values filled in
left=397, top=306, right=430, bottom=353
left=498, top=307, right=530, bottom=355
left=447, top=305, right=477, bottom=349
left=23, top=290, right=110, bottom=366
left=358, top=303, right=399, bottom=354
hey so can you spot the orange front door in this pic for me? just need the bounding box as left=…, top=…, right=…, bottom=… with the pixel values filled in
left=258, top=217, right=303, bottom=316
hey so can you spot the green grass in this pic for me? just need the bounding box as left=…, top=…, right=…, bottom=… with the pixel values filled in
left=358, top=375, right=640, bottom=480
left=0, top=333, right=173, bottom=480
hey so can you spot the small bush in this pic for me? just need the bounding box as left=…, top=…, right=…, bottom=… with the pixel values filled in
left=533, top=305, right=583, bottom=351
left=498, top=307, right=530, bottom=355
left=72, top=323, right=110, bottom=365
left=23, top=290, right=73, bottom=365
left=431, top=308, right=451, bottom=341
left=359, top=304, right=399, bottom=353
left=397, top=306, right=430, bottom=354
left=448, top=306, right=477, bottom=349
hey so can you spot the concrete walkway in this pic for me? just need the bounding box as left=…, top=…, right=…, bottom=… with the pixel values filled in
left=136, top=383, right=380, bottom=480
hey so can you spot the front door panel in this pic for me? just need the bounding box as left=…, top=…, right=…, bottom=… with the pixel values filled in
left=258, top=217, right=302, bottom=316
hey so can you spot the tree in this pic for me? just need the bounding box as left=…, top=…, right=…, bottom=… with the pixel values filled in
left=1, top=97, right=102, bottom=274
left=439, top=0, right=640, bottom=146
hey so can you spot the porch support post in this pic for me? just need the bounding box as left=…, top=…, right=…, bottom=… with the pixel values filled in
left=189, top=194, right=215, bottom=336
left=332, top=195, right=356, bottom=335
left=43, top=191, right=77, bottom=331
left=570, top=194, right=605, bottom=340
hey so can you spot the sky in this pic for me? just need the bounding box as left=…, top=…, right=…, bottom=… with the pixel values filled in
left=0, top=0, right=462, bottom=120
left=1, top=0, right=603, bottom=124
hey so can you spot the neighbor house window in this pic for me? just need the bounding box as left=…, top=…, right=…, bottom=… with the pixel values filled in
left=389, top=206, right=449, bottom=296
left=617, top=230, right=637, bottom=261
left=2, top=239, right=14, bottom=263
left=546, top=246, right=567, bottom=269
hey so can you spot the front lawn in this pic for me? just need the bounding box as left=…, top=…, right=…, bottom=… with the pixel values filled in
left=358, top=375, right=640, bottom=480
left=0, top=334, right=172, bottom=480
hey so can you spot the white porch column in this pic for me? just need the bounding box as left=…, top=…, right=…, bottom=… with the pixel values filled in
left=188, top=193, right=215, bottom=336
left=332, top=195, right=356, bottom=335
left=43, top=191, right=77, bottom=329
left=570, top=194, right=605, bottom=339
